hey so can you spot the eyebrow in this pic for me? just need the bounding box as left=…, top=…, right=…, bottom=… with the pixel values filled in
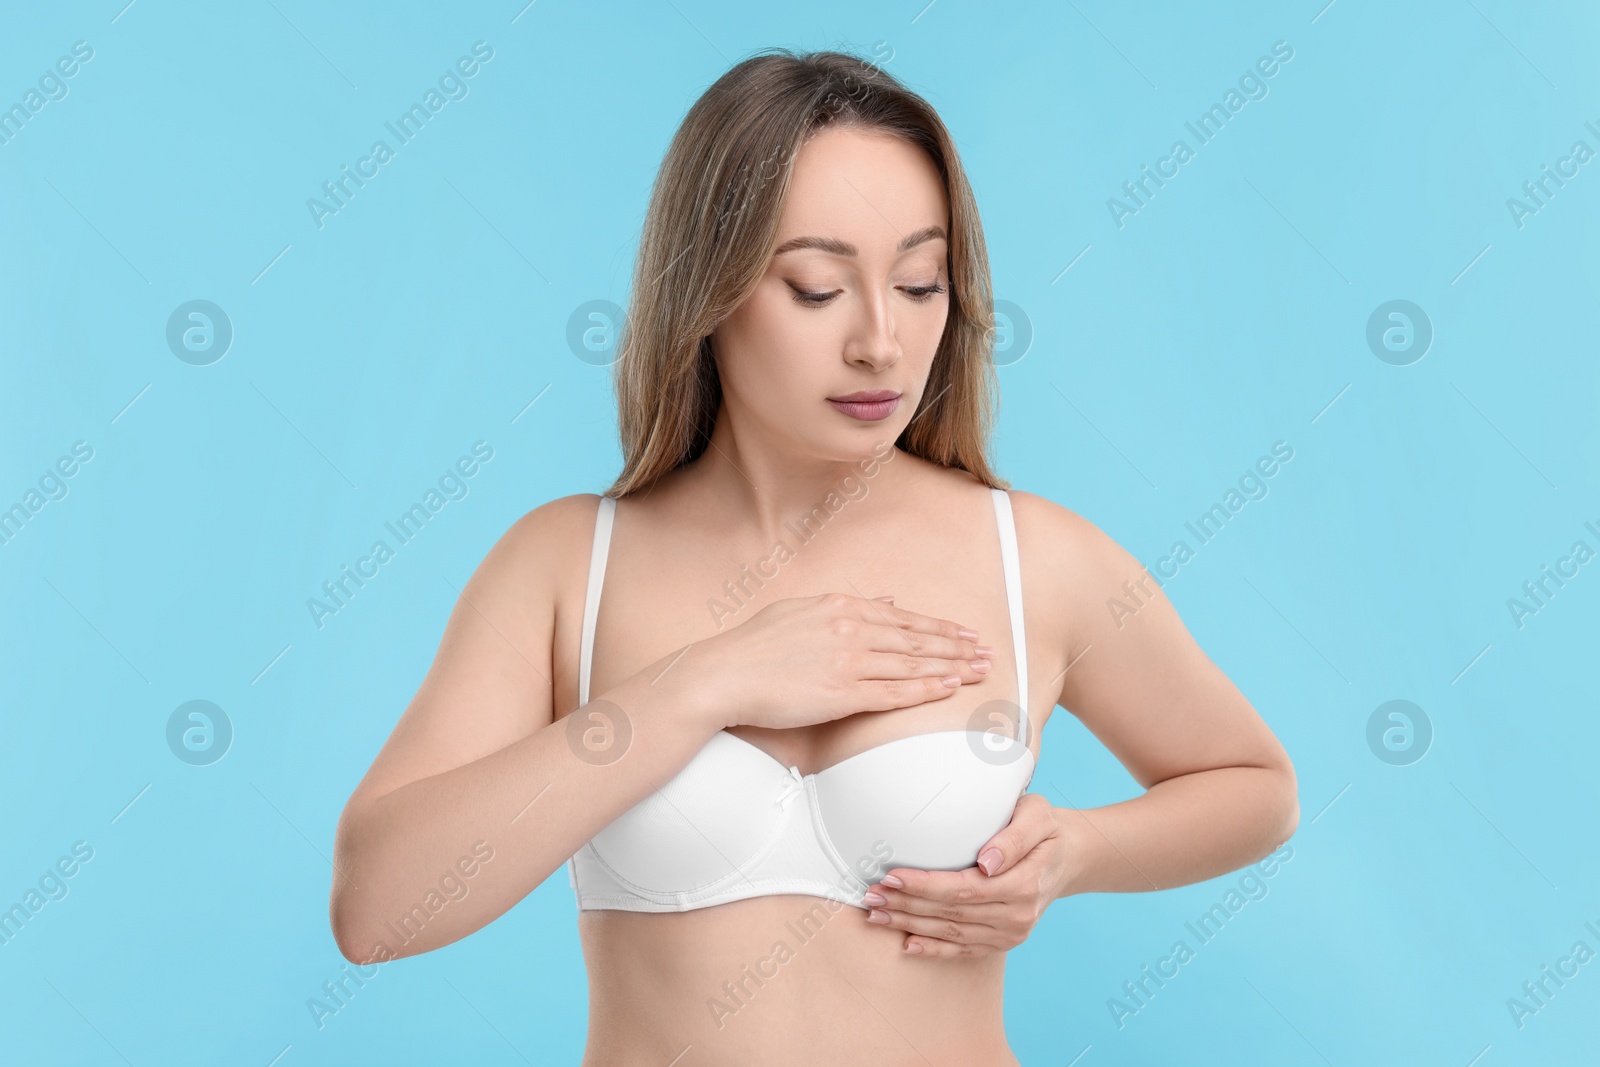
left=772, top=224, right=948, bottom=258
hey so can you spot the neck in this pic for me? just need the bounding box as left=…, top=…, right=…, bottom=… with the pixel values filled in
left=679, top=407, right=911, bottom=547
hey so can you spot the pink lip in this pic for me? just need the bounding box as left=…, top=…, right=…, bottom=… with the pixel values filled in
left=827, top=393, right=900, bottom=421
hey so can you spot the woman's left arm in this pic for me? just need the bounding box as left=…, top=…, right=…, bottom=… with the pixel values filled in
left=863, top=492, right=1300, bottom=957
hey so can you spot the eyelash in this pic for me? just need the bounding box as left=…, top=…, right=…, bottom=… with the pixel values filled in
left=789, top=283, right=946, bottom=307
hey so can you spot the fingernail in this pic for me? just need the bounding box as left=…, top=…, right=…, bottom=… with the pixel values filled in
left=970, top=659, right=991, bottom=673
left=881, top=874, right=903, bottom=888
left=867, top=909, right=890, bottom=923
left=958, top=627, right=979, bottom=640
left=874, top=595, right=895, bottom=602
left=942, top=675, right=961, bottom=687
left=974, top=645, right=995, bottom=658
left=862, top=891, right=886, bottom=906
left=904, top=941, right=923, bottom=954
left=978, top=847, right=1002, bottom=875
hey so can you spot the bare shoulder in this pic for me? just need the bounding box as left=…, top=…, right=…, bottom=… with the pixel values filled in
left=496, top=491, right=603, bottom=562
left=476, top=491, right=607, bottom=602
left=1004, top=487, right=1158, bottom=665
left=1004, top=487, right=1096, bottom=542
left=1005, top=487, right=1139, bottom=600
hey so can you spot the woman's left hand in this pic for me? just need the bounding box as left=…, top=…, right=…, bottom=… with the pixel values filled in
left=861, top=793, right=1072, bottom=958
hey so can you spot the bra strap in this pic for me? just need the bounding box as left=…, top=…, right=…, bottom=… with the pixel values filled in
left=578, top=495, right=617, bottom=707
left=990, top=488, right=1029, bottom=741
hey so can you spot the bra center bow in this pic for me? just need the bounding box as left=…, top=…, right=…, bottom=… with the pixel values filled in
left=775, top=764, right=805, bottom=809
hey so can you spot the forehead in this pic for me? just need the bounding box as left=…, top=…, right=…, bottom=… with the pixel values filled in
left=773, top=125, right=949, bottom=257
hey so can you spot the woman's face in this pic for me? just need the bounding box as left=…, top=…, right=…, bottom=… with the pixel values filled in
left=709, top=124, right=952, bottom=460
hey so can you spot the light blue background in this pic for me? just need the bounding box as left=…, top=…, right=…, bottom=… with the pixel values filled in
left=2, top=1, right=1597, bottom=1063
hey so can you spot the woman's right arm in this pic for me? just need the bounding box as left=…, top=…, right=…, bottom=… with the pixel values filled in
left=328, top=494, right=727, bottom=963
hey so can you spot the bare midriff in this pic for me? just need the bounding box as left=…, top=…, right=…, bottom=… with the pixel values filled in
left=576, top=895, right=1020, bottom=1066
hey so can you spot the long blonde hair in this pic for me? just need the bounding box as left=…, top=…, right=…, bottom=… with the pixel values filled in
left=604, top=47, right=1006, bottom=498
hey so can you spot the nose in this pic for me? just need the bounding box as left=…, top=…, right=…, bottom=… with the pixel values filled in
left=844, top=289, right=900, bottom=371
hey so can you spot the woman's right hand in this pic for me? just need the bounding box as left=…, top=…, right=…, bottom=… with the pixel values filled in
left=692, top=592, right=994, bottom=732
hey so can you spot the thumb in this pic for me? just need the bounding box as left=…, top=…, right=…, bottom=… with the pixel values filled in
left=977, top=823, right=1026, bottom=877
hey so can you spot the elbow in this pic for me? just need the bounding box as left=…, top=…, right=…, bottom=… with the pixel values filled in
left=330, top=887, right=405, bottom=966
left=1272, top=755, right=1299, bottom=846
left=329, top=893, right=371, bottom=965
left=327, top=806, right=413, bottom=967
left=329, top=873, right=377, bottom=965
left=331, top=920, right=364, bottom=966
left=1277, top=792, right=1300, bottom=845
left=328, top=810, right=380, bottom=965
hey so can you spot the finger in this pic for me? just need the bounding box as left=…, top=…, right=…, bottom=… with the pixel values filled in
left=873, top=624, right=987, bottom=665
left=878, top=866, right=1004, bottom=905
left=901, top=933, right=996, bottom=958
left=832, top=598, right=988, bottom=679
left=866, top=907, right=1003, bottom=949
left=854, top=649, right=994, bottom=686
left=858, top=673, right=969, bottom=711
left=976, top=794, right=1057, bottom=877
left=852, top=597, right=983, bottom=660
left=865, top=882, right=1009, bottom=922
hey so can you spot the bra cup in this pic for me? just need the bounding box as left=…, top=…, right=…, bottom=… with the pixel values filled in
left=586, top=732, right=790, bottom=895
left=813, top=733, right=1036, bottom=886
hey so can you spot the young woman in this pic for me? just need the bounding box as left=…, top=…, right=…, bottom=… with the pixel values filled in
left=330, top=49, right=1298, bottom=1065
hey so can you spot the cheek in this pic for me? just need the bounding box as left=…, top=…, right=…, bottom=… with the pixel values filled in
left=728, top=291, right=835, bottom=383
left=904, top=302, right=950, bottom=360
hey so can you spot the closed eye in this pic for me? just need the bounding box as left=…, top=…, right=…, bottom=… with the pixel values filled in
left=788, top=283, right=947, bottom=308
left=789, top=287, right=839, bottom=307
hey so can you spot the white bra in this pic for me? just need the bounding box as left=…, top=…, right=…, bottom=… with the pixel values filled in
left=566, top=486, right=1035, bottom=912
